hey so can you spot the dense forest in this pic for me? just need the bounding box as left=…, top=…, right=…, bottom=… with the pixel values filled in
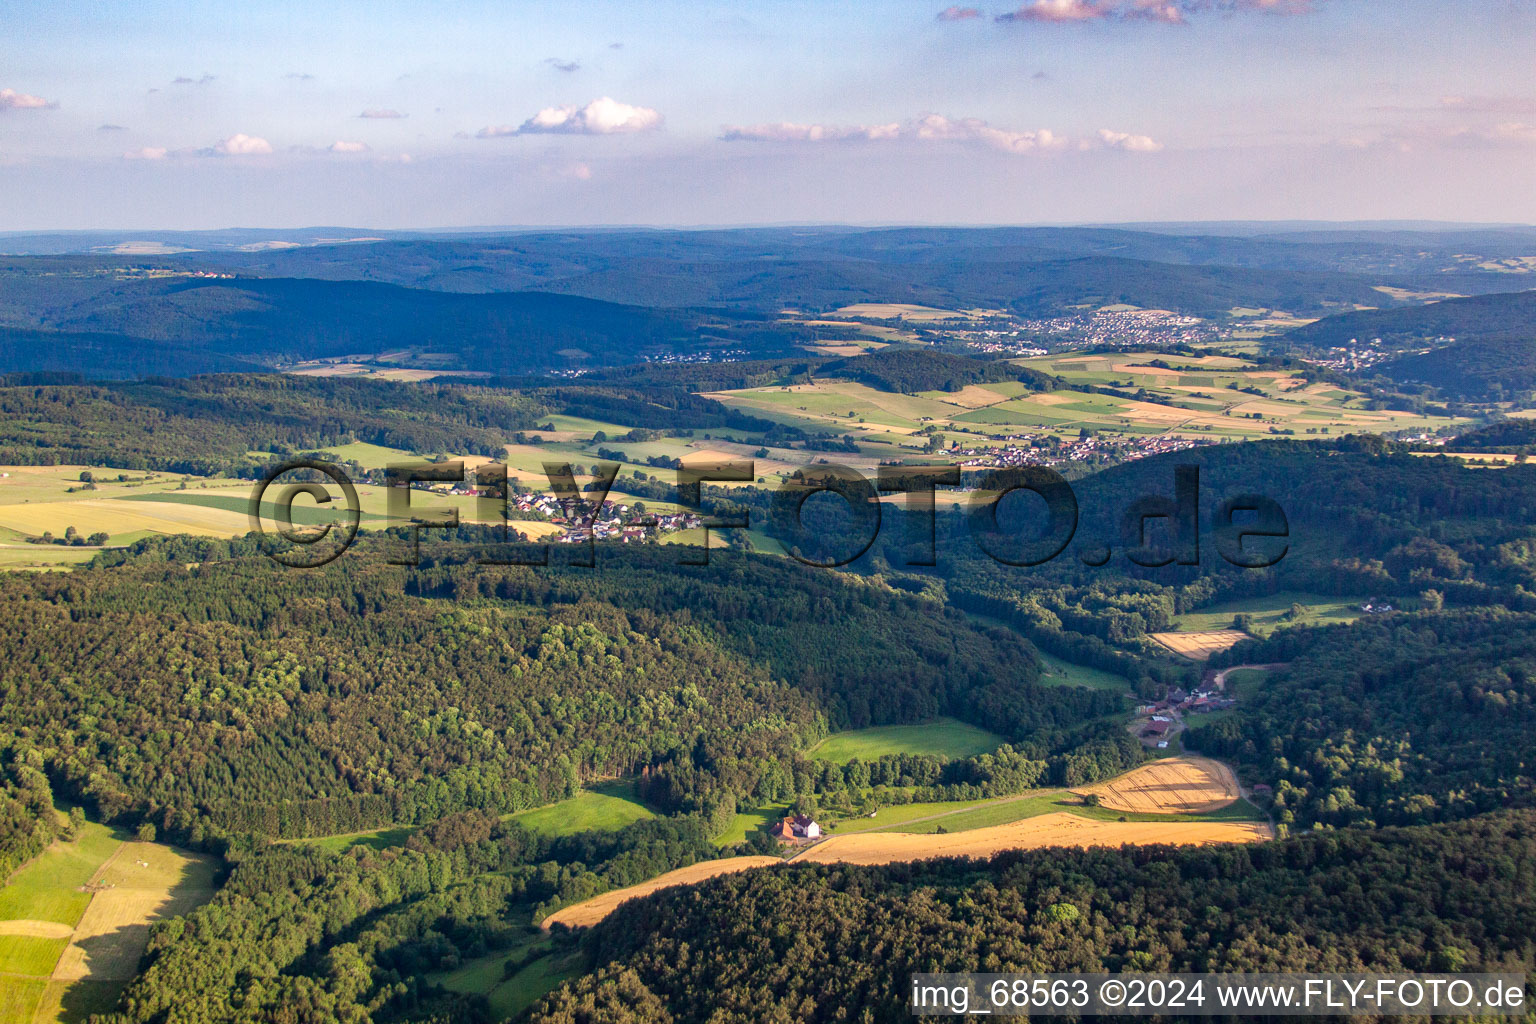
left=0, top=374, right=547, bottom=475
left=0, top=538, right=1133, bottom=846
left=1191, top=609, right=1536, bottom=832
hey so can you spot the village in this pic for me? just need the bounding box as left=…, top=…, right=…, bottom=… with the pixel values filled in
left=956, top=432, right=1217, bottom=470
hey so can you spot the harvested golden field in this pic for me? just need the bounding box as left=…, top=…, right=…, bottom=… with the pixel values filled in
left=793, top=813, right=1270, bottom=867
left=0, top=498, right=251, bottom=540
left=1111, top=362, right=1181, bottom=376
left=1079, top=756, right=1240, bottom=814
left=542, top=856, right=781, bottom=930
left=51, top=842, right=217, bottom=983
left=1148, top=629, right=1248, bottom=660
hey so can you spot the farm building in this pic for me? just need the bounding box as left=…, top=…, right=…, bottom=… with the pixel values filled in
left=771, top=814, right=822, bottom=841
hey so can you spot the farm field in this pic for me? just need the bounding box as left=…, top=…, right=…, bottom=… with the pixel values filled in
left=794, top=812, right=1271, bottom=867
left=542, top=856, right=783, bottom=929
left=505, top=782, right=655, bottom=837
left=288, top=824, right=418, bottom=856
left=1078, top=756, right=1240, bottom=815
left=713, top=805, right=782, bottom=847
left=1148, top=629, right=1249, bottom=660
left=809, top=718, right=1004, bottom=764
left=1174, top=592, right=1368, bottom=637
left=0, top=821, right=217, bottom=1024
left=704, top=352, right=1467, bottom=454
left=1035, top=652, right=1132, bottom=692
left=51, top=841, right=218, bottom=983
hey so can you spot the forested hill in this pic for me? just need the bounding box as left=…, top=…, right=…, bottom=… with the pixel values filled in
left=1193, top=608, right=1536, bottom=832
left=526, top=811, right=1536, bottom=1023
left=822, top=348, right=1056, bottom=394
left=0, top=540, right=1127, bottom=846
left=1280, top=289, right=1536, bottom=401
left=1284, top=288, right=1536, bottom=349
left=0, top=274, right=814, bottom=376
left=0, top=374, right=549, bottom=475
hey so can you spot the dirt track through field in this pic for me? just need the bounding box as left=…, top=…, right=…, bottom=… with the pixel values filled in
left=542, top=857, right=781, bottom=930
left=1079, top=757, right=1240, bottom=814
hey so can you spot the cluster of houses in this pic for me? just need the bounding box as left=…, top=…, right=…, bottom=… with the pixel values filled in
left=505, top=493, right=705, bottom=545
left=1136, top=684, right=1239, bottom=749
left=956, top=433, right=1215, bottom=470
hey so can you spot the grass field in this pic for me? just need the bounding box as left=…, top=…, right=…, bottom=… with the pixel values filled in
left=1035, top=652, right=1131, bottom=692
left=713, top=805, right=782, bottom=847
left=1173, top=592, right=1368, bottom=637
left=809, top=718, right=1004, bottom=764
left=430, top=934, right=585, bottom=1021
left=293, top=824, right=417, bottom=855
left=505, top=782, right=655, bottom=837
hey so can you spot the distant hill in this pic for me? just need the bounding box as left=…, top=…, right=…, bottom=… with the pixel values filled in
left=0, top=326, right=261, bottom=378
left=1284, top=289, right=1536, bottom=349
left=0, top=276, right=813, bottom=376
left=1381, top=337, right=1536, bottom=402
left=1281, top=290, right=1536, bottom=402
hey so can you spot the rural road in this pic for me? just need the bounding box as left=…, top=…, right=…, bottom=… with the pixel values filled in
left=1210, top=662, right=1287, bottom=690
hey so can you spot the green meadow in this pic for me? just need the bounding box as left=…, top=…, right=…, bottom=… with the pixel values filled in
left=810, top=718, right=1004, bottom=764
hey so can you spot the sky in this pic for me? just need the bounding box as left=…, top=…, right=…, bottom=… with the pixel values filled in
left=2, top=0, right=1535, bottom=229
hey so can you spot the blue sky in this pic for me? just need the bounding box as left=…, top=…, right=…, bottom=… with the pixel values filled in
left=2, top=0, right=1535, bottom=228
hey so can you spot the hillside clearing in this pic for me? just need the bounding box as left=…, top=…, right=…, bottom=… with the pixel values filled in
left=809, top=719, right=1003, bottom=763
left=1078, top=756, right=1240, bottom=815
left=1148, top=629, right=1248, bottom=660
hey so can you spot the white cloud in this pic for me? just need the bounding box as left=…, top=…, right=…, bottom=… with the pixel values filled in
left=358, top=108, right=406, bottom=119
left=172, top=73, right=216, bottom=86
left=936, top=6, right=984, bottom=19
left=329, top=140, right=370, bottom=153
left=1097, top=128, right=1164, bottom=151
left=1492, top=123, right=1536, bottom=143
left=997, top=0, right=1105, bottom=22
left=720, top=121, right=901, bottom=142
left=720, top=113, right=1160, bottom=157
left=480, top=97, right=661, bottom=138
left=996, top=0, right=1318, bottom=22
left=0, top=88, right=56, bottom=111
left=213, top=133, right=273, bottom=156
left=914, top=114, right=1064, bottom=153
left=568, top=162, right=593, bottom=180
left=123, top=147, right=167, bottom=160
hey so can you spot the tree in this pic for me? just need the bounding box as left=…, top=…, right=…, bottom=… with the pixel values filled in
left=137, top=822, right=156, bottom=843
